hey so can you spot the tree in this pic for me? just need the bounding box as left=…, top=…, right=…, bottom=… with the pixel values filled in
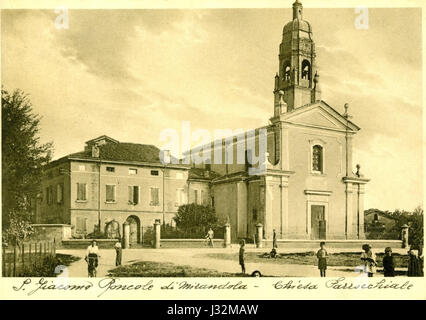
left=173, top=204, right=223, bottom=238
left=2, top=88, right=53, bottom=232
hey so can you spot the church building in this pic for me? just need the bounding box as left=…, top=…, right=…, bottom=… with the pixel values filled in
left=36, top=1, right=369, bottom=244
left=187, top=0, right=370, bottom=242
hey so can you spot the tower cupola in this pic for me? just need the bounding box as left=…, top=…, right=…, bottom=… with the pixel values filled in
left=273, top=0, right=319, bottom=113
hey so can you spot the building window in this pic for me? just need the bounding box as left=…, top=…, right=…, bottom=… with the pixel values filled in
left=106, top=185, right=116, bottom=203
left=150, top=170, right=159, bottom=176
left=46, top=186, right=54, bottom=205
left=211, top=196, right=215, bottom=207
left=201, top=190, right=207, bottom=205
left=194, top=190, right=199, bottom=205
left=176, top=188, right=185, bottom=206
left=129, top=168, right=138, bottom=175
left=128, top=186, right=139, bottom=205
left=77, top=183, right=87, bottom=201
left=78, top=165, right=86, bottom=172
left=76, top=217, right=87, bottom=234
left=150, top=187, right=159, bottom=206
left=106, top=166, right=115, bottom=173
left=312, top=145, right=323, bottom=173
left=56, top=183, right=64, bottom=204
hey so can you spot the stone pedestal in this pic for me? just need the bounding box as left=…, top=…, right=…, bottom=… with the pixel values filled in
left=256, top=223, right=263, bottom=248
left=224, top=223, right=231, bottom=248
left=122, top=221, right=130, bottom=249
left=153, top=220, right=161, bottom=249
left=401, top=224, right=409, bottom=248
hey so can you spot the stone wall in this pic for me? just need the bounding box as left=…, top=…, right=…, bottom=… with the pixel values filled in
left=30, top=224, right=72, bottom=244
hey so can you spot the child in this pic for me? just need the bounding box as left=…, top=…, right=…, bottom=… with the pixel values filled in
left=239, top=240, right=246, bottom=274
left=316, top=241, right=328, bottom=277
left=361, top=244, right=376, bottom=277
left=382, top=247, right=394, bottom=277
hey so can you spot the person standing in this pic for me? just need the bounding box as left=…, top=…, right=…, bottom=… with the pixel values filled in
left=239, top=240, right=246, bottom=274
left=114, top=240, right=122, bottom=266
left=272, top=229, right=278, bottom=249
left=382, top=247, right=395, bottom=277
left=407, top=246, right=422, bottom=277
left=206, top=228, right=214, bottom=247
left=361, top=244, right=376, bottom=277
left=316, top=241, right=328, bottom=277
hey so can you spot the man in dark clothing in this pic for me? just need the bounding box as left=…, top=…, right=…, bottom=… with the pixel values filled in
left=239, top=240, right=246, bottom=274
left=382, top=247, right=395, bottom=277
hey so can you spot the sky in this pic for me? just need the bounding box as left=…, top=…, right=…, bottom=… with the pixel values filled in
left=1, top=4, right=423, bottom=211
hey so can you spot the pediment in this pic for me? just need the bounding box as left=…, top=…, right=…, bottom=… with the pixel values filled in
left=281, top=101, right=359, bottom=132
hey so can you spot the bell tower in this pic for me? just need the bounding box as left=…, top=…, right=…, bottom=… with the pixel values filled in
left=273, top=0, right=321, bottom=116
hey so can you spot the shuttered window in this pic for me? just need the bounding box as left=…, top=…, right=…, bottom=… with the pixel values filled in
left=77, top=183, right=87, bottom=201
left=150, top=187, right=159, bottom=206
left=76, top=217, right=87, bottom=233
left=106, top=184, right=116, bottom=202
left=128, top=186, right=139, bottom=205
left=56, top=183, right=64, bottom=204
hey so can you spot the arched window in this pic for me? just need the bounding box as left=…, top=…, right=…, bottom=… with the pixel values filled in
left=312, top=145, right=323, bottom=173
left=301, top=60, right=311, bottom=80
left=284, top=64, right=291, bottom=81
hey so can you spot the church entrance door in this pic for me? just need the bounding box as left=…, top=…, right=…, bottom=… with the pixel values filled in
left=311, top=205, right=326, bottom=240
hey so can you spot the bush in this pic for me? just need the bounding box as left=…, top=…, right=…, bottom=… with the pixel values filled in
left=172, top=204, right=225, bottom=238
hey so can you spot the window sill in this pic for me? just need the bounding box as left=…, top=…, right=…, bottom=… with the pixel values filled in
left=105, top=201, right=117, bottom=204
left=75, top=200, right=87, bottom=203
left=311, top=171, right=326, bottom=177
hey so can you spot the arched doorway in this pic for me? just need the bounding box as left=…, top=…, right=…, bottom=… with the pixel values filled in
left=125, top=215, right=140, bottom=245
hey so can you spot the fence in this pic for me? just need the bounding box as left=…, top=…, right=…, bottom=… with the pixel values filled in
left=161, top=224, right=224, bottom=240
left=2, top=240, right=56, bottom=277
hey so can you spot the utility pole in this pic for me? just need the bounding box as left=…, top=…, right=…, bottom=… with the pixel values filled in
left=343, top=103, right=352, bottom=240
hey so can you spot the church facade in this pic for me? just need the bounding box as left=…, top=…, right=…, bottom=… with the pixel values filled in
left=187, top=0, right=369, bottom=241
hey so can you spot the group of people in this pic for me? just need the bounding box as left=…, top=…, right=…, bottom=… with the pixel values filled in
left=85, top=236, right=423, bottom=278
left=316, top=242, right=424, bottom=277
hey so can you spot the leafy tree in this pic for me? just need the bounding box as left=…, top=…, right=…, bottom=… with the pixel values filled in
left=2, top=88, right=53, bottom=234
left=365, top=206, right=424, bottom=248
left=173, top=204, right=223, bottom=238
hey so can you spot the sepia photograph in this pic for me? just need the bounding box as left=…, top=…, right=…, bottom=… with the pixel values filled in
left=0, top=0, right=424, bottom=302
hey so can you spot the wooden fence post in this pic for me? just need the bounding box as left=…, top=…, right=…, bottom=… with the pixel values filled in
left=2, top=247, right=5, bottom=277
left=21, top=243, right=25, bottom=275
left=43, top=242, right=46, bottom=257
left=13, top=246, right=17, bottom=277
left=34, top=243, right=38, bottom=268
left=39, top=242, right=42, bottom=259
left=29, top=243, right=32, bottom=266
left=53, top=238, right=56, bottom=256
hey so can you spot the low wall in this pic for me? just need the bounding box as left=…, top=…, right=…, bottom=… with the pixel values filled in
left=263, top=239, right=402, bottom=250
left=160, top=239, right=225, bottom=248
left=61, top=239, right=119, bottom=249
left=30, top=224, right=72, bottom=245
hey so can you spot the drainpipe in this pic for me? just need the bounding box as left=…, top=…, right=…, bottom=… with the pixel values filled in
left=98, top=160, right=101, bottom=233
left=343, top=103, right=350, bottom=240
